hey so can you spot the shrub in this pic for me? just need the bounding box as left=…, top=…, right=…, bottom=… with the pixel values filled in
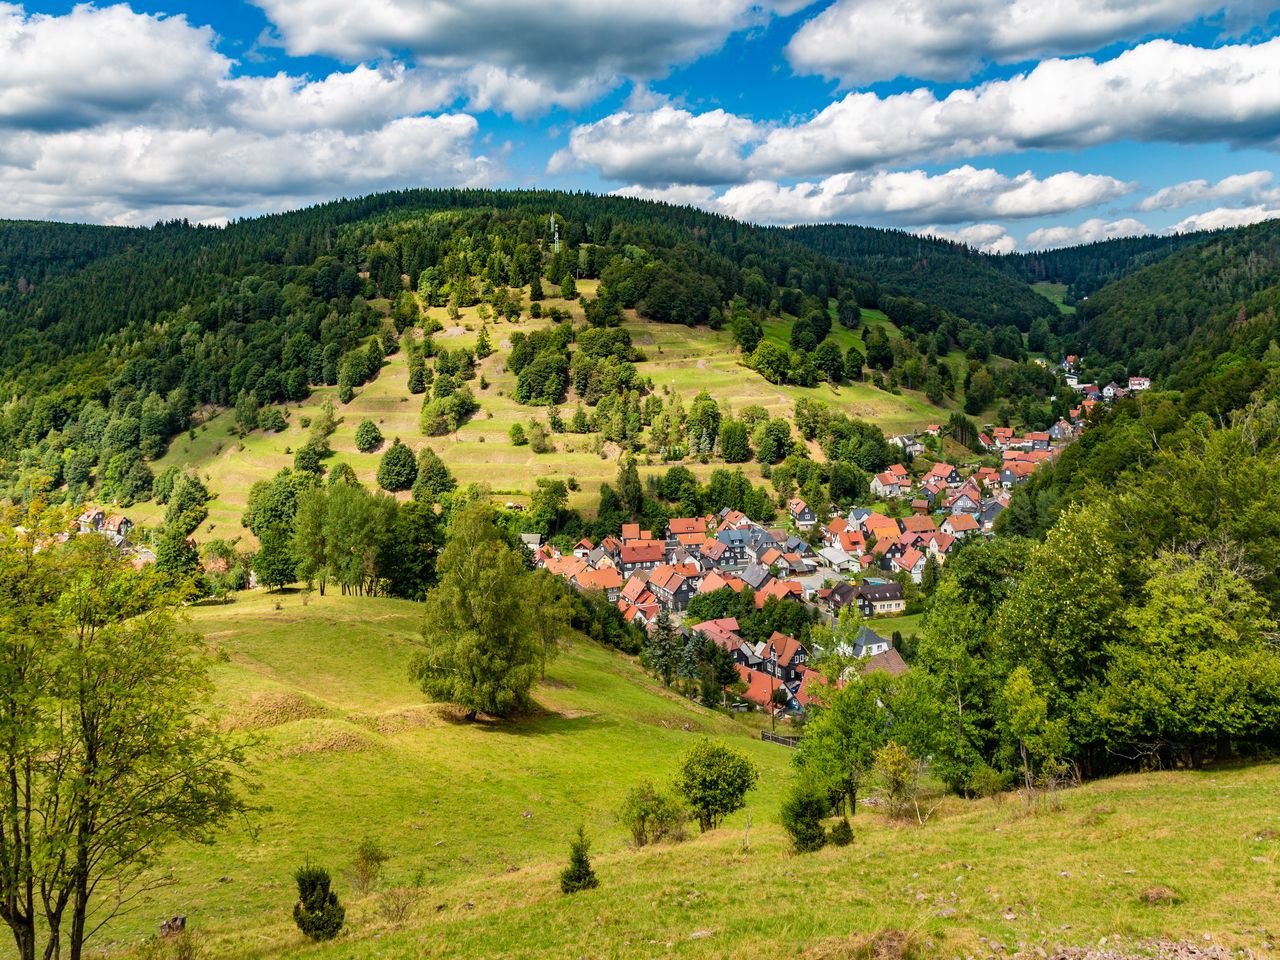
left=559, top=825, right=599, bottom=894
left=874, top=742, right=922, bottom=819
left=355, top=419, right=383, bottom=453
left=349, top=837, right=389, bottom=895
left=293, top=863, right=345, bottom=941
left=676, top=737, right=759, bottom=832
left=830, top=817, right=854, bottom=847
left=617, top=779, right=689, bottom=847
left=260, top=407, right=288, bottom=432
left=509, top=423, right=528, bottom=446
left=780, top=774, right=829, bottom=853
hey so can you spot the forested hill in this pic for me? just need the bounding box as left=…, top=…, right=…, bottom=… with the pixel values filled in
left=784, top=223, right=1060, bottom=330
left=997, top=232, right=1213, bottom=301
left=0, top=220, right=143, bottom=289
left=1062, top=217, right=1280, bottom=395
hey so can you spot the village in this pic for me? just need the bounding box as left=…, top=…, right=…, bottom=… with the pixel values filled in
left=531, top=406, right=1102, bottom=724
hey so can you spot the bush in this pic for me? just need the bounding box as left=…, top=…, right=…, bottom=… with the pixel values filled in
left=676, top=737, right=759, bottom=832
left=509, top=423, right=528, bottom=446
left=780, top=775, right=829, bottom=853
left=559, top=825, right=599, bottom=894
left=260, top=407, right=288, bottom=432
left=874, top=742, right=922, bottom=819
left=355, top=419, right=383, bottom=452
left=617, top=779, right=689, bottom=846
left=830, top=817, right=854, bottom=847
left=293, top=863, right=345, bottom=941
left=349, top=837, right=389, bottom=895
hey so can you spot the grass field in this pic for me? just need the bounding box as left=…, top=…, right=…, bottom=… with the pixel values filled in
left=128, top=284, right=954, bottom=542
left=1033, top=282, right=1076, bottom=315
left=104, top=593, right=1280, bottom=960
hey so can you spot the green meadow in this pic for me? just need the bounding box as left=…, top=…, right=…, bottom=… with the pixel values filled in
left=104, top=592, right=1280, bottom=960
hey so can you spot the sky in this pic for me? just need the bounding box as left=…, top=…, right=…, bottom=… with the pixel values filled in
left=3, top=1, right=1280, bottom=250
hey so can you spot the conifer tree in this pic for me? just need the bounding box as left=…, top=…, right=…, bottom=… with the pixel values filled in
left=559, top=826, right=599, bottom=894
left=293, top=863, right=345, bottom=941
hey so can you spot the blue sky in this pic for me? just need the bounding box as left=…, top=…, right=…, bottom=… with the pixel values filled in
left=3, top=1, right=1280, bottom=249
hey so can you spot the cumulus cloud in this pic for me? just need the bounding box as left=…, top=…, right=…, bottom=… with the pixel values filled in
left=785, top=0, right=1234, bottom=86
left=1169, top=204, right=1280, bottom=231
left=0, top=4, right=492, bottom=223
left=1025, top=217, right=1152, bottom=249
left=551, top=107, right=762, bottom=185
left=920, top=223, right=1018, bottom=254
left=1138, top=170, right=1275, bottom=210
left=752, top=38, right=1280, bottom=177
left=252, top=0, right=803, bottom=115
left=607, top=166, right=1130, bottom=228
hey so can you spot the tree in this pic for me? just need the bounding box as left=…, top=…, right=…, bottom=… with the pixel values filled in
left=795, top=668, right=888, bottom=817
left=559, top=826, right=598, bottom=894
left=412, top=447, right=456, bottom=501
left=377, top=438, right=417, bottom=492
left=1002, top=666, right=1068, bottom=793
left=647, top=610, right=678, bottom=686
left=410, top=504, right=541, bottom=718
left=355, top=419, right=383, bottom=452
left=780, top=774, right=830, bottom=853
left=253, top=523, right=296, bottom=591
left=873, top=742, right=923, bottom=819
left=0, top=511, right=250, bottom=960
left=154, top=525, right=200, bottom=586
left=814, top=340, right=845, bottom=382
left=676, top=738, right=759, bottom=832
left=293, top=863, right=345, bottom=941
left=718, top=419, right=751, bottom=463
left=617, top=780, right=688, bottom=847
left=964, top=368, right=996, bottom=414
left=509, top=423, right=528, bottom=446
left=560, top=273, right=578, bottom=300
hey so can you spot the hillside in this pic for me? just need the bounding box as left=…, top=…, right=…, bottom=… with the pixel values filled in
left=103, top=593, right=1280, bottom=960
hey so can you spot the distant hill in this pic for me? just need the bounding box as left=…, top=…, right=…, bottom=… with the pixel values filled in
left=784, top=223, right=1060, bottom=330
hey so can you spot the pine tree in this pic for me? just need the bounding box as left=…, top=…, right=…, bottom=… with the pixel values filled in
left=475, top=324, right=493, bottom=359
left=412, top=447, right=455, bottom=501
left=529, top=274, right=544, bottom=302
left=560, top=273, right=577, bottom=300
left=293, top=863, right=345, bottom=941
left=559, top=826, right=599, bottom=894
left=354, top=419, right=383, bottom=452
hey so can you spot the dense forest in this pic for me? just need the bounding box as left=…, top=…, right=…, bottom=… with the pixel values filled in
left=998, top=232, right=1211, bottom=301
left=784, top=223, right=1061, bottom=330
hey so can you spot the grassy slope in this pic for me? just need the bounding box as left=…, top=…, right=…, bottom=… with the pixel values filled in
left=129, top=285, right=951, bottom=541
left=1033, top=281, right=1077, bottom=316
left=111, top=593, right=1280, bottom=960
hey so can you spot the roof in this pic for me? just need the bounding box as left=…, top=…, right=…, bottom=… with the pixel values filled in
left=620, top=541, right=664, bottom=563
left=900, top=514, right=936, bottom=534
left=668, top=517, right=708, bottom=535
left=788, top=498, right=811, bottom=516
left=575, top=567, right=623, bottom=591
left=765, top=631, right=806, bottom=667
left=857, top=581, right=904, bottom=602
left=648, top=565, right=688, bottom=594
left=795, top=670, right=838, bottom=708
left=621, top=575, right=651, bottom=603
left=755, top=579, right=803, bottom=608
left=864, top=647, right=909, bottom=677
left=896, top=547, right=925, bottom=571
left=734, top=664, right=780, bottom=707
left=945, top=514, right=979, bottom=532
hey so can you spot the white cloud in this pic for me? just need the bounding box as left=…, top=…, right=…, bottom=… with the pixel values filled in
left=0, top=4, right=493, bottom=223
left=1169, top=204, right=1280, bottom=231
left=1138, top=169, right=1275, bottom=210
left=920, top=223, right=1017, bottom=254
left=1025, top=217, right=1151, bottom=249
left=608, top=165, right=1130, bottom=227
left=552, top=107, right=762, bottom=185
left=251, top=0, right=802, bottom=115
left=785, top=0, right=1233, bottom=86
left=0, top=115, right=492, bottom=225
left=753, top=38, right=1280, bottom=177
left=0, top=2, right=228, bottom=130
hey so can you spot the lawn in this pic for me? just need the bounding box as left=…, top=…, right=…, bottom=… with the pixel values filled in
left=105, top=593, right=1280, bottom=960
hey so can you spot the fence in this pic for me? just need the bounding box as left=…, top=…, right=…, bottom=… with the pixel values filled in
left=760, top=730, right=801, bottom=748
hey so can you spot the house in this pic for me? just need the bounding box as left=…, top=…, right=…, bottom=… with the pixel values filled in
left=739, top=562, right=774, bottom=592
left=946, top=489, right=982, bottom=516
left=818, top=546, right=856, bottom=572
left=862, top=512, right=901, bottom=542
left=755, top=579, right=803, bottom=608
left=891, top=547, right=928, bottom=583
left=836, top=529, right=866, bottom=556
left=870, top=470, right=908, bottom=499
left=756, top=631, right=809, bottom=682
left=572, top=537, right=594, bottom=559
left=715, top=529, right=752, bottom=569
left=648, top=564, right=697, bottom=611
left=822, top=517, right=850, bottom=547
left=900, top=514, right=936, bottom=536
left=888, top=434, right=924, bottom=457
left=999, top=461, right=1036, bottom=488
left=76, top=508, right=105, bottom=534
left=816, top=581, right=857, bottom=617
left=1026, top=431, right=1051, bottom=451
left=924, top=424, right=941, bottom=437
left=1128, top=375, right=1151, bottom=391
left=102, top=515, right=133, bottom=542
left=843, top=625, right=893, bottom=658
left=573, top=566, right=624, bottom=602
left=855, top=581, right=906, bottom=617
left=619, top=540, right=664, bottom=578
left=923, top=462, right=963, bottom=488
left=1049, top=419, right=1075, bottom=442
left=788, top=498, right=817, bottom=530
left=941, top=514, right=979, bottom=538
left=697, top=571, right=745, bottom=595
left=864, top=647, right=910, bottom=677
left=978, top=432, right=996, bottom=451
left=980, top=498, right=1006, bottom=531
left=734, top=664, right=793, bottom=713
left=700, top=537, right=729, bottom=568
